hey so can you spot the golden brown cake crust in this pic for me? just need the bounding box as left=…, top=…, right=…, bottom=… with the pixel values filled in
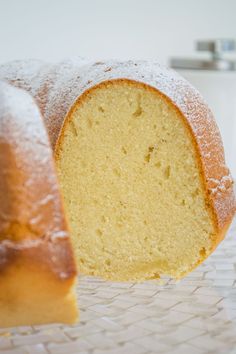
left=0, top=81, right=77, bottom=281
left=0, top=59, right=235, bottom=246
left=0, top=238, right=76, bottom=279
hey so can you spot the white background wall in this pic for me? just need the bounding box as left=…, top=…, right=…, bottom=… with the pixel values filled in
left=0, top=0, right=236, bottom=65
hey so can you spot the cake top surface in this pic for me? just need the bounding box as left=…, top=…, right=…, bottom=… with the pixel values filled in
left=0, top=81, right=76, bottom=279
left=0, top=59, right=235, bottom=228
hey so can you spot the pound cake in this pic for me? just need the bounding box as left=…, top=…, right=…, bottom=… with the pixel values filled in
left=0, top=81, right=78, bottom=327
left=0, top=60, right=235, bottom=281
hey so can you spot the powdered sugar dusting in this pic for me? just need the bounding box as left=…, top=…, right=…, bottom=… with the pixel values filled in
left=0, top=81, right=76, bottom=278
left=0, top=81, right=60, bottom=233
left=0, top=80, right=48, bottom=156
left=208, top=175, right=233, bottom=195
left=0, top=59, right=235, bottom=229
left=42, top=59, right=235, bottom=228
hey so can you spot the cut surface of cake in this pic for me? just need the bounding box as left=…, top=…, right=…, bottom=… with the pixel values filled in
left=0, top=81, right=78, bottom=327
left=0, top=60, right=235, bottom=281
left=54, top=62, right=235, bottom=281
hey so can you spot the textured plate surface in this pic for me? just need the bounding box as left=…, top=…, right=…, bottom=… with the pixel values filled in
left=0, top=218, right=236, bottom=354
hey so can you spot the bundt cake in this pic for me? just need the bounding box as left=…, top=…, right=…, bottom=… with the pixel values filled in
left=0, top=59, right=235, bottom=281
left=0, top=81, right=78, bottom=327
